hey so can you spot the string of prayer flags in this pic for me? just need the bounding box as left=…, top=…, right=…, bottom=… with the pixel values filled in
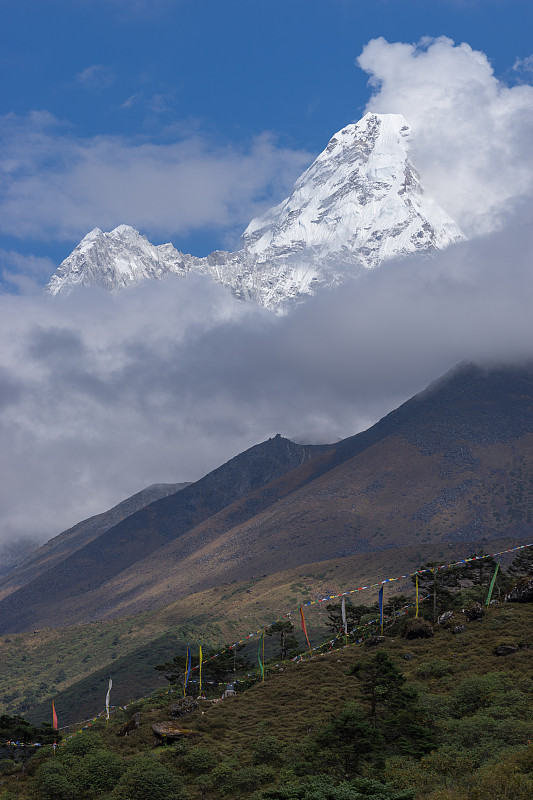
left=300, top=606, right=312, bottom=654
left=486, top=563, right=500, bottom=607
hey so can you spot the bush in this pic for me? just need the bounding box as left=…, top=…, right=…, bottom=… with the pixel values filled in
left=60, top=731, right=102, bottom=758
left=34, top=760, right=79, bottom=800
left=415, top=658, right=454, bottom=679
left=181, top=746, right=216, bottom=774
left=250, top=774, right=415, bottom=799
left=451, top=673, right=512, bottom=716
left=113, top=756, right=184, bottom=800
left=251, top=735, right=285, bottom=764
left=74, top=749, right=125, bottom=793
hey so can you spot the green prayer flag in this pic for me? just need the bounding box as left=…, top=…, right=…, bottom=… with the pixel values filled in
left=258, top=630, right=265, bottom=680
left=486, top=562, right=500, bottom=606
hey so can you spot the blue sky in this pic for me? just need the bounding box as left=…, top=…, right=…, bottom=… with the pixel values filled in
left=1, top=0, right=532, bottom=273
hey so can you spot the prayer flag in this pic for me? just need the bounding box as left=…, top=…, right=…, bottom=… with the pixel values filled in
left=52, top=701, right=58, bottom=730
left=341, top=596, right=348, bottom=636
left=199, top=645, right=203, bottom=697
left=258, top=630, right=265, bottom=681
left=486, top=563, right=500, bottom=606
left=378, top=586, right=384, bottom=635
left=415, top=575, right=419, bottom=618
left=300, top=606, right=312, bottom=653
left=105, top=678, right=112, bottom=722
left=183, top=646, right=192, bottom=697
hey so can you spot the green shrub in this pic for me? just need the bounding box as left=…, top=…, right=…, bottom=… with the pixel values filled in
left=182, top=746, right=217, bottom=773
left=75, top=749, right=125, bottom=793
left=60, top=731, right=102, bottom=758
left=34, top=760, right=79, bottom=800
left=451, top=673, right=513, bottom=716
left=251, top=734, right=285, bottom=764
left=415, top=658, right=453, bottom=679
left=113, top=756, right=184, bottom=800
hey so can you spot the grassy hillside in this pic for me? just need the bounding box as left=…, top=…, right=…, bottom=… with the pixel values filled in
left=1, top=600, right=531, bottom=800
left=0, top=537, right=520, bottom=727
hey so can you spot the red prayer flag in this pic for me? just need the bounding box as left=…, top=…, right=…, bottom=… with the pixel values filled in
left=52, top=701, right=58, bottom=730
left=300, top=606, right=311, bottom=653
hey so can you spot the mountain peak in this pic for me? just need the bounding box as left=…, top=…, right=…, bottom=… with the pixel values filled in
left=240, top=111, right=462, bottom=269
left=47, top=112, right=464, bottom=307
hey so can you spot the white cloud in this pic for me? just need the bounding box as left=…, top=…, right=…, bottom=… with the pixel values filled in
left=76, top=64, right=115, bottom=91
left=357, top=37, right=533, bottom=235
left=514, top=54, right=533, bottom=76
left=0, top=112, right=311, bottom=244
left=0, top=207, right=532, bottom=546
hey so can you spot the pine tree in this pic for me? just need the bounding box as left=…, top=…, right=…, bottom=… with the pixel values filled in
left=349, top=652, right=435, bottom=758
left=324, top=602, right=377, bottom=638
left=315, top=702, right=385, bottom=777
left=265, top=620, right=299, bottom=660
left=508, top=547, right=533, bottom=577
left=411, top=561, right=461, bottom=620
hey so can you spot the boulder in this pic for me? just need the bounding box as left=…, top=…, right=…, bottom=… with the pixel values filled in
left=493, top=644, right=519, bottom=656
left=463, top=604, right=484, bottom=622
left=403, top=619, right=434, bottom=639
left=505, top=577, right=533, bottom=603
left=169, top=696, right=198, bottom=717
left=452, top=624, right=466, bottom=635
left=152, top=722, right=201, bottom=741
left=438, top=611, right=454, bottom=626
left=117, top=712, right=141, bottom=737
left=364, top=635, right=387, bottom=647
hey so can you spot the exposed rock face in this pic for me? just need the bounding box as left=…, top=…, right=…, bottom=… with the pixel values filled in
left=505, top=577, right=533, bottom=603
left=46, top=114, right=463, bottom=311
left=403, top=619, right=434, bottom=639
left=152, top=722, right=201, bottom=741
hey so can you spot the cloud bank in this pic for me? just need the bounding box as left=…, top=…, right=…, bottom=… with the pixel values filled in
left=0, top=208, right=532, bottom=546
left=1, top=37, right=532, bottom=553
left=0, top=112, right=310, bottom=245
left=358, top=37, right=533, bottom=235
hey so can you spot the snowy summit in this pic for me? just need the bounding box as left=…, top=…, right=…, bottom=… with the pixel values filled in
left=47, top=113, right=464, bottom=310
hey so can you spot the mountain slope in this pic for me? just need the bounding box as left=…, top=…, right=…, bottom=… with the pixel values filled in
left=1, top=362, right=533, bottom=633
left=0, top=483, right=189, bottom=602
left=46, top=114, right=463, bottom=309
left=0, top=436, right=328, bottom=633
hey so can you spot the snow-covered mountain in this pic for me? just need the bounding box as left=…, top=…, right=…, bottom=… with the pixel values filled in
left=47, top=113, right=464, bottom=310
